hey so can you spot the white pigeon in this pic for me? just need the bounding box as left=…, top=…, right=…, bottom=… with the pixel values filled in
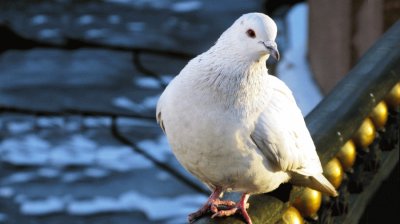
left=156, top=12, right=337, bottom=224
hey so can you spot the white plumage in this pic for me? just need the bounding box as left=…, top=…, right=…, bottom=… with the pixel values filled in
left=156, top=12, right=337, bottom=224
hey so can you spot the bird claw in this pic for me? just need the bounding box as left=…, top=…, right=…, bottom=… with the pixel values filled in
left=211, top=207, right=238, bottom=218
left=210, top=203, right=252, bottom=224
left=210, top=199, right=236, bottom=213
left=188, top=199, right=236, bottom=223
left=188, top=190, right=252, bottom=224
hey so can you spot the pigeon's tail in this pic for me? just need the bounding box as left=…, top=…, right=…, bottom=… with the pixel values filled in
left=291, top=172, right=338, bottom=197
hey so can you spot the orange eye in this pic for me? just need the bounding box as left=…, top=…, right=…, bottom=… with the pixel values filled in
left=246, top=29, right=256, bottom=38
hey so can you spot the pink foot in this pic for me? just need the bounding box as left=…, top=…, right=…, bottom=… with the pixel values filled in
left=188, top=187, right=236, bottom=223
left=211, top=194, right=252, bottom=224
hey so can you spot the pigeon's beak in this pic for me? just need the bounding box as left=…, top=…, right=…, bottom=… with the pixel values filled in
left=269, top=46, right=280, bottom=61
left=261, top=41, right=280, bottom=61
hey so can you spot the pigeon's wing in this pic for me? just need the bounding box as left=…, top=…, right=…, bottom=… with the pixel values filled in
left=250, top=77, right=338, bottom=197
left=250, top=76, right=322, bottom=174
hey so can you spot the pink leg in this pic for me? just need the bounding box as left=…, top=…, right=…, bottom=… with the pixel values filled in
left=211, top=193, right=252, bottom=224
left=188, top=187, right=236, bottom=223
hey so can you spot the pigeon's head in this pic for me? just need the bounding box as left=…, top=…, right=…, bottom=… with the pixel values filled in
left=219, top=13, right=279, bottom=62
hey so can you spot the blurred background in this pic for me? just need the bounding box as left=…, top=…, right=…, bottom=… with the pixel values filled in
left=0, top=0, right=398, bottom=223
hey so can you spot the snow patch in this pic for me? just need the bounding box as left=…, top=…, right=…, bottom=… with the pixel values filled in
left=37, top=117, right=64, bottom=128
left=31, top=15, right=48, bottom=25
left=103, top=0, right=134, bottom=4
left=4, top=172, right=37, bottom=184
left=38, top=29, right=60, bottom=39
left=160, top=74, right=174, bottom=84
left=20, top=197, right=65, bottom=215
left=83, top=117, right=112, bottom=128
left=50, top=145, right=95, bottom=167
left=7, top=121, right=34, bottom=134
left=85, top=29, right=106, bottom=38
left=0, top=187, right=15, bottom=198
left=15, top=190, right=206, bottom=221
left=134, top=76, right=161, bottom=89
left=0, top=127, right=155, bottom=172
left=136, top=135, right=171, bottom=162
left=171, top=1, right=202, bottom=13
left=15, top=195, right=27, bottom=204
left=113, top=96, right=141, bottom=111
left=96, top=146, right=153, bottom=171
left=37, top=167, right=61, bottom=178
left=141, top=95, right=159, bottom=109
left=48, top=135, right=97, bottom=166
left=84, top=167, right=110, bottom=178
left=156, top=170, right=170, bottom=181
left=62, top=172, right=84, bottom=183
left=3, top=151, right=48, bottom=166
left=78, top=15, right=94, bottom=25
left=0, top=135, right=51, bottom=166
left=67, top=191, right=206, bottom=221
left=112, top=95, right=159, bottom=112
left=127, top=22, right=146, bottom=32
left=108, top=15, right=121, bottom=24
left=104, top=0, right=169, bottom=9
left=69, top=135, right=97, bottom=149
left=0, top=213, right=6, bottom=222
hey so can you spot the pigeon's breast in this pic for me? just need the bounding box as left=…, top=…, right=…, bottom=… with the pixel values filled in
left=161, top=80, right=289, bottom=193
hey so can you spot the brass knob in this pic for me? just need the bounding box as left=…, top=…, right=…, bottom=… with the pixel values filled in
left=323, top=157, right=344, bottom=189
left=370, top=101, right=388, bottom=130
left=353, top=118, right=376, bottom=149
left=292, top=187, right=322, bottom=218
left=385, top=82, right=400, bottom=109
left=282, top=206, right=304, bottom=224
left=336, top=140, right=357, bottom=171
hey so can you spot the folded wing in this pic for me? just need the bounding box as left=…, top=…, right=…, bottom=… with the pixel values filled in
left=251, top=76, right=337, bottom=196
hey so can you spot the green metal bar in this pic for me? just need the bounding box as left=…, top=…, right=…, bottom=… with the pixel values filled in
left=307, top=20, right=400, bottom=164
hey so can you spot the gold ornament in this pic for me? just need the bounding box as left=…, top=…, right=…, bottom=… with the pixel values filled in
left=336, top=140, right=357, bottom=171
left=385, top=82, right=400, bottom=109
left=323, top=157, right=343, bottom=189
left=292, top=187, right=322, bottom=218
left=353, top=118, right=376, bottom=149
left=370, top=101, right=388, bottom=129
left=282, top=206, right=304, bottom=224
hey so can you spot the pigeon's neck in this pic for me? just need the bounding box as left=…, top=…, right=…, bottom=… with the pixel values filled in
left=195, top=46, right=271, bottom=114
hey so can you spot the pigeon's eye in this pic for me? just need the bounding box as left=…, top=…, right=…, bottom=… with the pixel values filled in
left=246, top=29, right=256, bottom=38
